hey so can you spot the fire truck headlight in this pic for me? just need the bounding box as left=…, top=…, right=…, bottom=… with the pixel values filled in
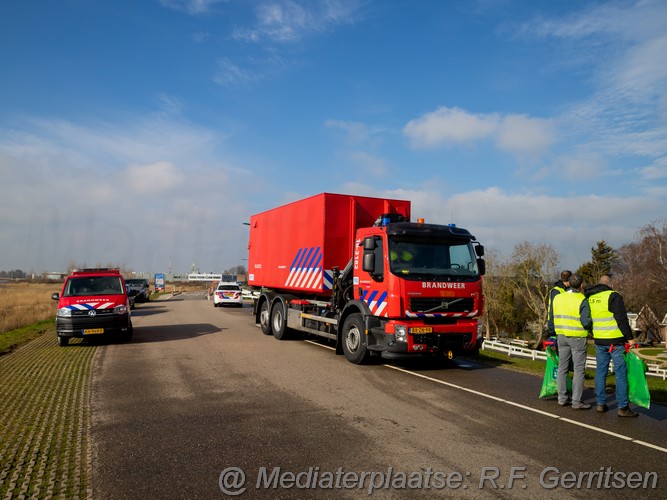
left=114, top=304, right=128, bottom=315
left=57, top=307, right=72, bottom=318
left=395, top=325, right=407, bottom=342
left=477, top=319, right=484, bottom=339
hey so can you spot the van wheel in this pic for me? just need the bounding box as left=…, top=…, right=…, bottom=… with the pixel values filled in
left=259, top=300, right=272, bottom=335
left=57, top=336, right=69, bottom=347
left=342, top=313, right=370, bottom=364
left=271, top=302, right=290, bottom=340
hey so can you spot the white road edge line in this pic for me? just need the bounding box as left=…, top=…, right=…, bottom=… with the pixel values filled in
left=303, top=340, right=667, bottom=454
left=385, top=364, right=667, bottom=454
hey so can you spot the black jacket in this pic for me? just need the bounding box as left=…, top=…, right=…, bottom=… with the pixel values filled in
left=583, top=284, right=633, bottom=345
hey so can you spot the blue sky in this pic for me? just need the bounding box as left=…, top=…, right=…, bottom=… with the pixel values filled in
left=1, top=0, right=665, bottom=276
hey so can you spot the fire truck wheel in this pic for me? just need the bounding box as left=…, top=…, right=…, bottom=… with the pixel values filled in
left=342, top=313, right=370, bottom=364
left=259, top=300, right=272, bottom=335
left=57, top=335, right=69, bottom=347
left=271, top=302, right=290, bottom=340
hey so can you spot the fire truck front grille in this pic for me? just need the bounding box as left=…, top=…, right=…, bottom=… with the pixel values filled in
left=409, top=298, right=475, bottom=314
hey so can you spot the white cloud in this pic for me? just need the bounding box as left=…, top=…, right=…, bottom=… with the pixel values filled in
left=232, top=0, right=366, bottom=43
left=336, top=183, right=664, bottom=269
left=213, top=58, right=263, bottom=86
left=524, top=1, right=667, bottom=169
left=0, top=116, right=254, bottom=273
left=495, top=115, right=555, bottom=157
left=403, top=106, right=555, bottom=159
left=22, top=116, right=220, bottom=167
left=403, top=107, right=499, bottom=148
left=638, top=156, right=667, bottom=180
left=615, top=34, right=667, bottom=97
left=155, top=93, right=185, bottom=117
left=213, top=54, right=289, bottom=87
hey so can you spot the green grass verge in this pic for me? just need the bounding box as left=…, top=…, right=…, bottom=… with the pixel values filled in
left=0, top=319, right=54, bottom=355
left=640, top=348, right=666, bottom=357
left=477, top=350, right=667, bottom=404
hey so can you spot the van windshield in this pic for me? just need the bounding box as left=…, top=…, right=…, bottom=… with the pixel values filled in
left=64, top=276, right=124, bottom=296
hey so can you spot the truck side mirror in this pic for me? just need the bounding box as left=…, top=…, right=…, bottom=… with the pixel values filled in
left=362, top=237, right=377, bottom=272
left=475, top=245, right=485, bottom=257
left=362, top=253, right=375, bottom=272
left=51, top=292, right=59, bottom=301
left=361, top=236, right=383, bottom=280
left=477, top=258, right=486, bottom=276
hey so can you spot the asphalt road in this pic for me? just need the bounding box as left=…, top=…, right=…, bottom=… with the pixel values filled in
left=90, top=295, right=667, bottom=499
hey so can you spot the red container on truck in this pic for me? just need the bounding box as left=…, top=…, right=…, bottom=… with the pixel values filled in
left=248, top=193, right=485, bottom=364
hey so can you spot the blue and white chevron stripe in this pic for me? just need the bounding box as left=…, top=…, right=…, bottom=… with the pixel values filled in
left=360, top=290, right=388, bottom=317
left=66, top=302, right=115, bottom=310
left=285, top=247, right=324, bottom=290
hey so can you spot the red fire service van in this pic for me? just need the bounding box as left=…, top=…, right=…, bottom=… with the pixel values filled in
left=248, top=193, right=485, bottom=364
left=51, top=268, right=133, bottom=346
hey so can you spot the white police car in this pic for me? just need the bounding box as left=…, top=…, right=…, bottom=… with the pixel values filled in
left=213, top=282, right=244, bottom=307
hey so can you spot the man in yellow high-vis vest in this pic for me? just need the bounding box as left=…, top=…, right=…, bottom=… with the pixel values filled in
left=547, top=270, right=572, bottom=320
left=582, top=275, right=638, bottom=417
left=547, top=273, right=591, bottom=409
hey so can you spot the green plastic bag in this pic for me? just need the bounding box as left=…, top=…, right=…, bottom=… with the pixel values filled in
left=625, top=349, right=650, bottom=409
left=539, top=346, right=572, bottom=398
left=540, top=346, right=572, bottom=398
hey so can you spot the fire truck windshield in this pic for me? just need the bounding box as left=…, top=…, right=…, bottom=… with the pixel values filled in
left=388, top=237, right=479, bottom=280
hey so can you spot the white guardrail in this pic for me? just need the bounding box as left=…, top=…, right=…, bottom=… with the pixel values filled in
left=482, top=339, right=667, bottom=380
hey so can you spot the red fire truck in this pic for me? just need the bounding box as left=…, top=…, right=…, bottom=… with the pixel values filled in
left=248, top=193, right=485, bottom=364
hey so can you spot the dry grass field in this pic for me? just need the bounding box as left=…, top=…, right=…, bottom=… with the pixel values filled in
left=0, top=282, right=61, bottom=334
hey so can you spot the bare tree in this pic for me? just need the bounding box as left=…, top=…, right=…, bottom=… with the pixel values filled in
left=616, top=220, right=667, bottom=342
left=481, top=250, right=516, bottom=339
left=224, top=265, right=247, bottom=276
left=509, top=242, right=560, bottom=347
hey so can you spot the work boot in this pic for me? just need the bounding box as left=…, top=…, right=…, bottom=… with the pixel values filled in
left=617, top=407, right=638, bottom=418
left=572, top=402, right=591, bottom=410
left=596, top=404, right=608, bottom=413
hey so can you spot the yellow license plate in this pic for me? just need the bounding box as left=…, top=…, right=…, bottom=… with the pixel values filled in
left=410, top=327, right=433, bottom=334
left=83, top=328, right=104, bottom=335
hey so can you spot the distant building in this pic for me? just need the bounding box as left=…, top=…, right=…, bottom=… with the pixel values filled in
left=43, top=272, right=67, bottom=280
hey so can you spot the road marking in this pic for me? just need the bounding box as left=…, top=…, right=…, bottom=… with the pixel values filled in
left=303, top=340, right=667, bottom=454
left=386, top=364, right=667, bottom=454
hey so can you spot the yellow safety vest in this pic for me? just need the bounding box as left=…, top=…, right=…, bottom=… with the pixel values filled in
left=552, top=291, right=587, bottom=337
left=548, top=284, right=566, bottom=317
left=588, top=290, right=622, bottom=340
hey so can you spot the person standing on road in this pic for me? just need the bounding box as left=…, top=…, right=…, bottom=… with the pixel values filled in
left=548, top=270, right=572, bottom=320
left=582, top=275, right=638, bottom=417
left=547, top=273, right=591, bottom=409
